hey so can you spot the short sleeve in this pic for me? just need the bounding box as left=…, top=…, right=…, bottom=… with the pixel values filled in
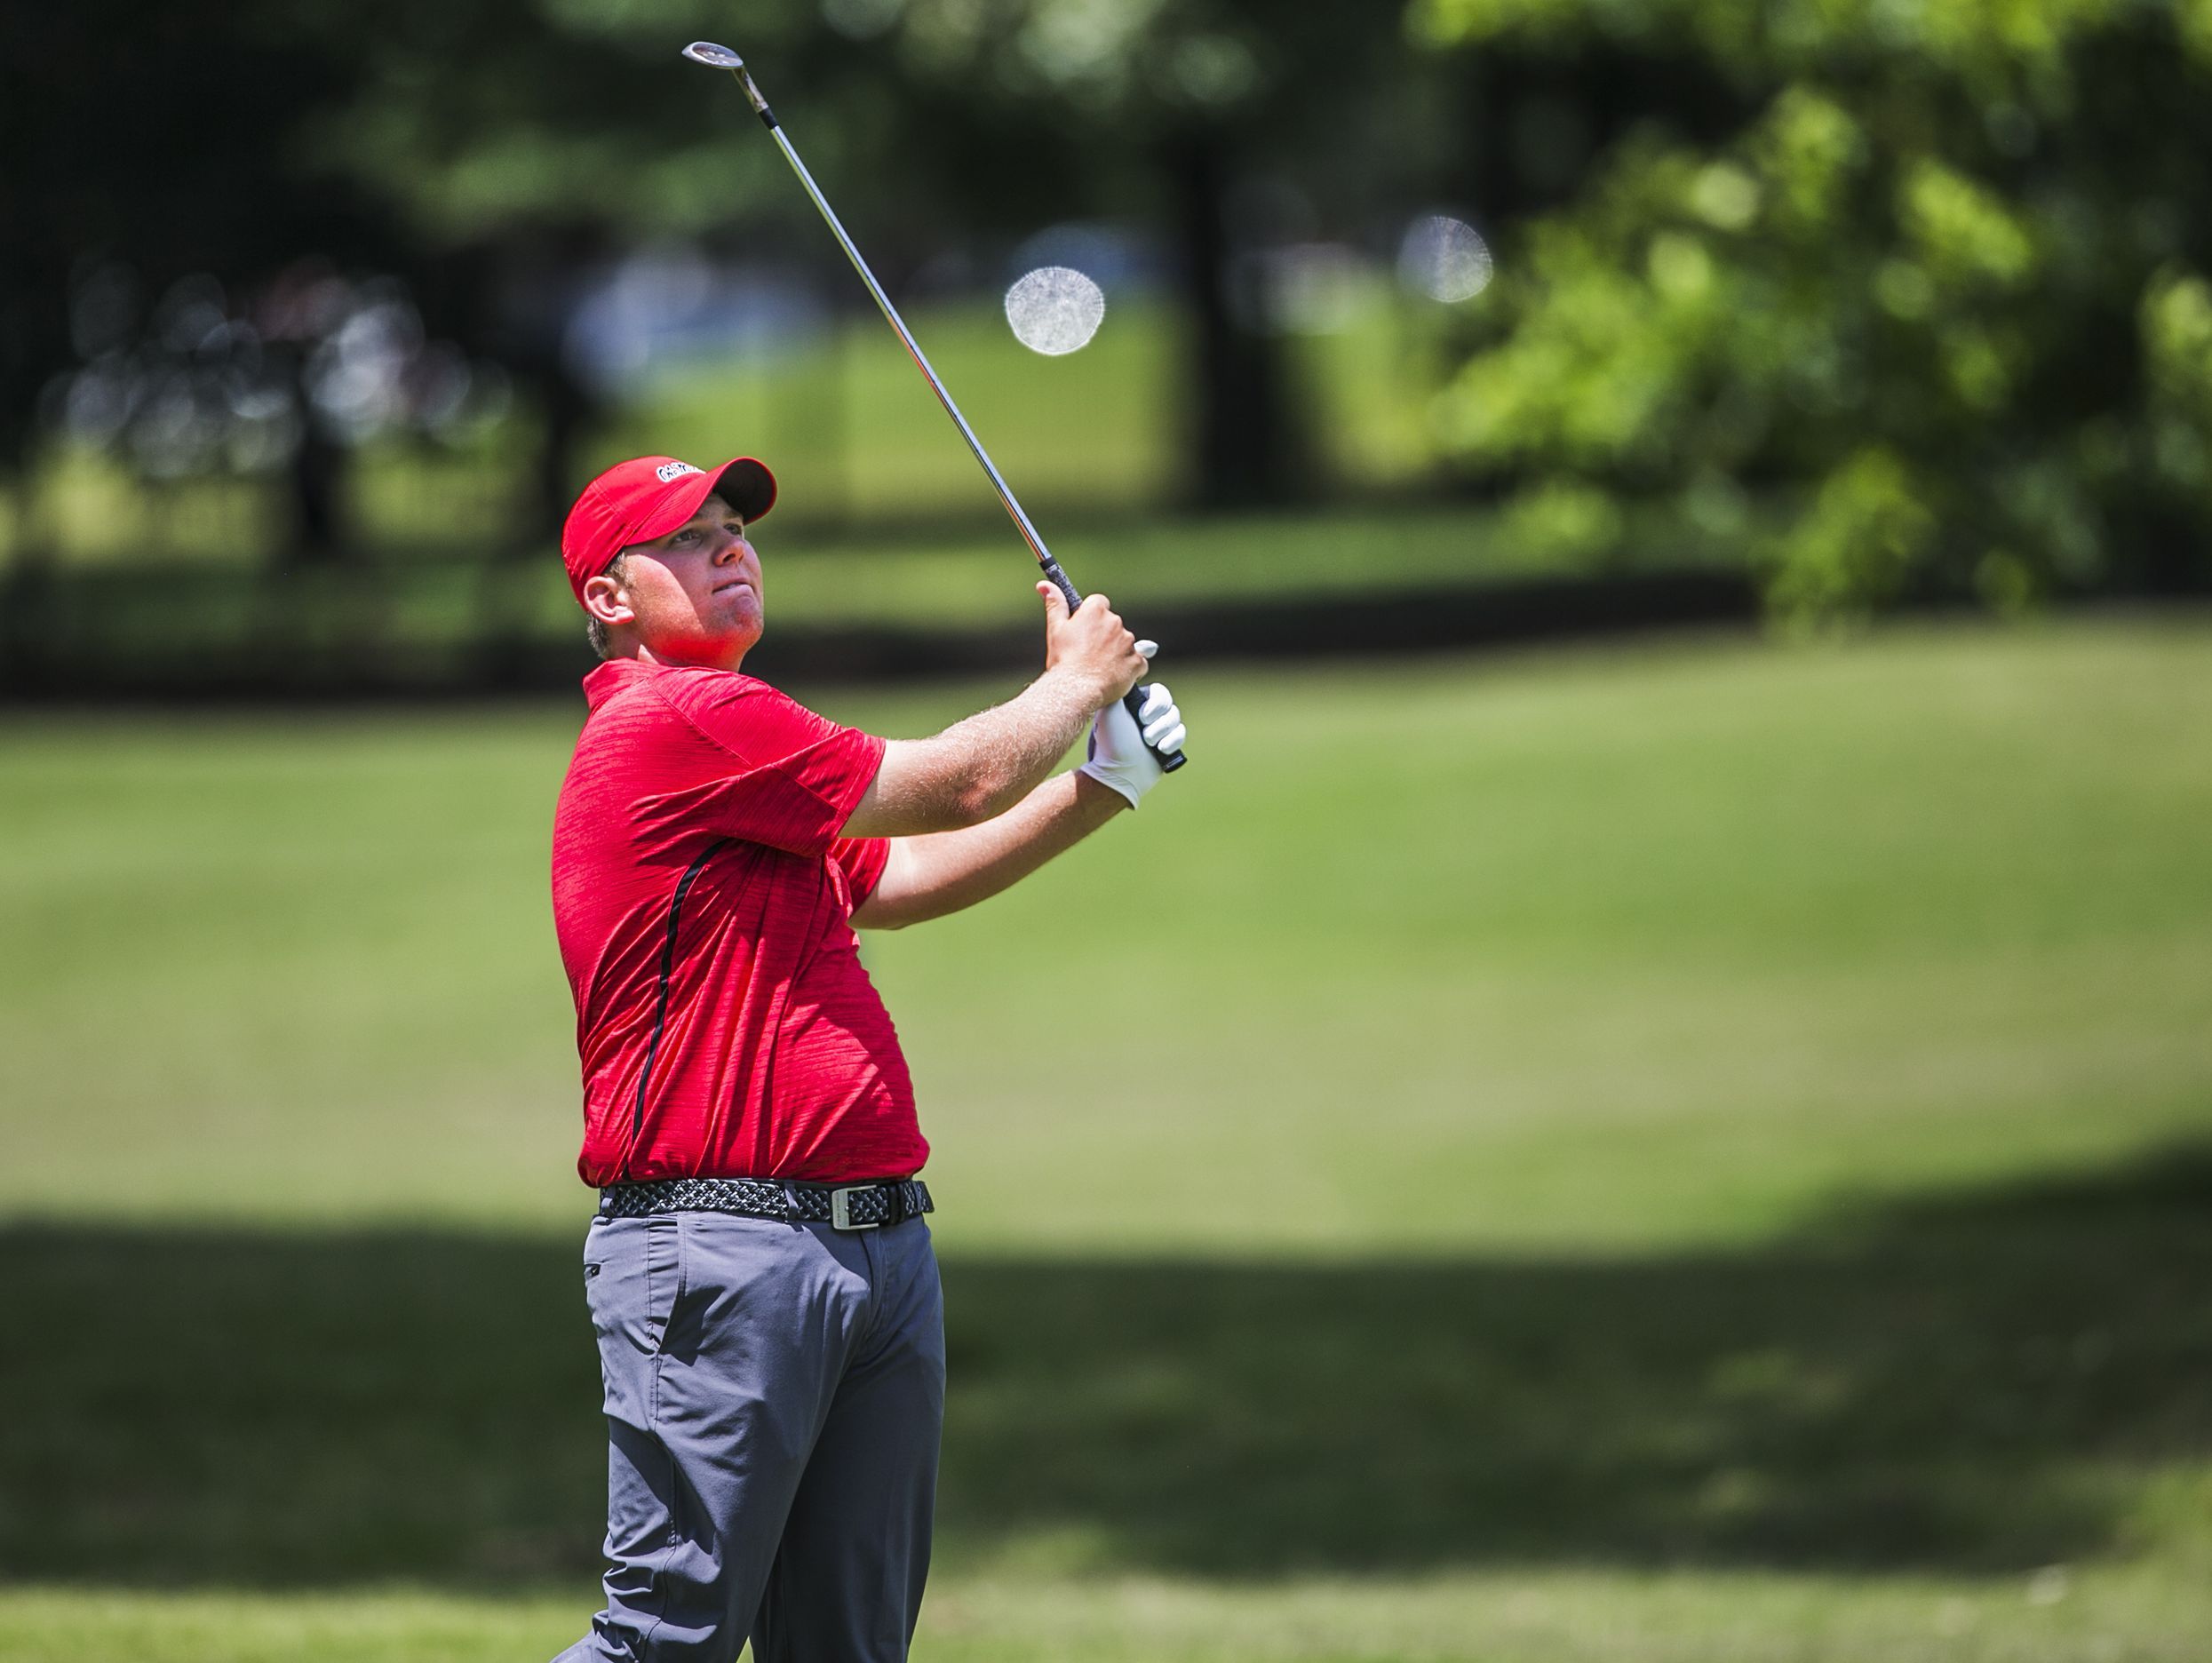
left=654, top=673, right=886, bottom=858
left=830, top=836, right=891, bottom=906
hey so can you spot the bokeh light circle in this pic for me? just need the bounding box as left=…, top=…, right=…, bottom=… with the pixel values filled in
left=1398, top=215, right=1494, bottom=304
left=1004, top=266, right=1106, bottom=355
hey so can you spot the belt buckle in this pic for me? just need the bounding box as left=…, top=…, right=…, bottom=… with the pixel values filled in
left=829, top=1185, right=879, bottom=1231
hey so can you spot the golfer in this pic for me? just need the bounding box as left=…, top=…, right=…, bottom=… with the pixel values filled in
left=546, top=454, right=1184, bottom=1663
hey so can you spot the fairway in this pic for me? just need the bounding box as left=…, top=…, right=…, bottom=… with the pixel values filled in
left=4, top=620, right=2210, bottom=1660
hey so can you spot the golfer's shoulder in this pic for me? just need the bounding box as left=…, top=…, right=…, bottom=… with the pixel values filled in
left=622, top=666, right=863, bottom=770
left=647, top=664, right=831, bottom=736
left=584, top=661, right=782, bottom=728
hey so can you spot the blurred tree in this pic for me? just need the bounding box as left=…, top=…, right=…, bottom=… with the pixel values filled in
left=279, top=0, right=775, bottom=537
left=0, top=0, right=426, bottom=565
left=3, top=0, right=1529, bottom=545
left=847, top=0, right=1455, bottom=507
left=3, top=0, right=784, bottom=559
left=303, top=0, right=859, bottom=537
left=306, top=0, right=1463, bottom=513
left=1414, top=0, right=2212, bottom=620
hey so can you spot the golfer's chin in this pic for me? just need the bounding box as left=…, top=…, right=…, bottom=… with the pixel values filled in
left=648, top=608, right=764, bottom=672
left=703, top=589, right=766, bottom=656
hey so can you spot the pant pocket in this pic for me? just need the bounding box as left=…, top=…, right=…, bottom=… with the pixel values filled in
left=585, top=1216, right=684, bottom=1427
left=653, top=1213, right=688, bottom=1346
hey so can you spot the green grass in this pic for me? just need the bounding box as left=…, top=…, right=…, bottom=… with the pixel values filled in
left=12, top=1566, right=2211, bottom=1663
left=4, top=620, right=2206, bottom=1242
left=3, top=619, right=2210, bottom=1659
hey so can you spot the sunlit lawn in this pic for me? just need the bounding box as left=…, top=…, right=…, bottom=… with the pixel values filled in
left=3, top=618, right=2209, bottom=1659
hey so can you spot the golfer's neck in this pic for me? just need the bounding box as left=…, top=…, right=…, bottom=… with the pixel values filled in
left=633, top=639, right=752, bottom=675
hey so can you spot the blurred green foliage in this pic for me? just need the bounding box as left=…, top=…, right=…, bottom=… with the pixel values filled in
left=1415, top=0, right=2212, bottom=622
left=292, top=0, right=1455, bottom=512
left=23, top=0, right=2212, bottom=618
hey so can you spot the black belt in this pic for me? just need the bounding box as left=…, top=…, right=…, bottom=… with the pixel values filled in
left=597, top=1175, right=933, bottom=1231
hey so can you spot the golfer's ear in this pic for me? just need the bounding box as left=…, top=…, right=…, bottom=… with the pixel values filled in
left=583, top=571, right=633, bottom=626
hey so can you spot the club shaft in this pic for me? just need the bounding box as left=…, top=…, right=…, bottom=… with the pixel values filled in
left=724, top=60, right=1183, bottom=773
left=754, top=109, right=1082, bottom=608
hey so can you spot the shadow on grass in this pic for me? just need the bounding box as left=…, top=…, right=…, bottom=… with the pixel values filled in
left=3, top=1149, right=2208, bottom=1589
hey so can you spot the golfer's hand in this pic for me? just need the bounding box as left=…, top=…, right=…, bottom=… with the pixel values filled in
left=1079, top=681, right=1185, bottom=808
left=1040, top=584, right=1148, bottom=708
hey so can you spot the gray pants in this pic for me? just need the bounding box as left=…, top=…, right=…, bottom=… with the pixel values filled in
left=554, top=1210, right=945, bottom=1663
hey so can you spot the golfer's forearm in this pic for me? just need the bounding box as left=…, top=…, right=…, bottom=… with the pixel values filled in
left=852, top=771, right=1126, bottom=928
left=941, top=670, right=1103, bottom=818
left=841, top=669, right=1100, bottom=836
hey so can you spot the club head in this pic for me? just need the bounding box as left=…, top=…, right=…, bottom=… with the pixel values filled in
left=682, top=41, right=744, bottom=69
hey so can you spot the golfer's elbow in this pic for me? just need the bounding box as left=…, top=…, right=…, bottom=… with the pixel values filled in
left=927, top=735, right=1028, bottom=825
left=923, top=759, right=1009, bottom=829
left=951, top=768, right=1025, bottom=825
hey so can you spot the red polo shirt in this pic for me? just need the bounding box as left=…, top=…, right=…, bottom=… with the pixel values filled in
left=550, top=658, right=927, bottom=1187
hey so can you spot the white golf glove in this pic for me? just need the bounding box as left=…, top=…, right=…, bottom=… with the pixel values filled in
left=1078, top=671, right=1185, bottom=809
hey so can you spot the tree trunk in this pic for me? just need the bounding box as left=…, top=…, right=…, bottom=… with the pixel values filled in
left=529, top=361, right=596, bottom=549
left=286, top=418, right=345, bottom=565
left=1166, top=130, right=1309, bottom=510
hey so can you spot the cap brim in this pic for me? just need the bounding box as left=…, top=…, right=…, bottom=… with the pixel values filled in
left=709, top=458, right=777, bottom=523
left=629, top=456, right=778, bottom=547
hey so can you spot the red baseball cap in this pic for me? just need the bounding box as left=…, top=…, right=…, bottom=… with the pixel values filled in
left=560, top=455, right=778, bottom=606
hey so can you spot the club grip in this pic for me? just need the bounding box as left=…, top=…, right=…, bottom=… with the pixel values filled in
left=1043, top=560, right=1186, bottom=773
left=1126, top=686, right=1188, bottom=773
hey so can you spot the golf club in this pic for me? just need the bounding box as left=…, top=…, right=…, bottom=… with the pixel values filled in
left=682, top=40, right=1187, bottom=774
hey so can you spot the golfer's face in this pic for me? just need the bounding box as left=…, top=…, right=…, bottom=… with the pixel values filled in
left=625, top=496, right=763, bottom=664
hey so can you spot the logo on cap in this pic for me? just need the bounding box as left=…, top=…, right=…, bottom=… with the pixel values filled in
left=656, top=461, right=703, bottom=482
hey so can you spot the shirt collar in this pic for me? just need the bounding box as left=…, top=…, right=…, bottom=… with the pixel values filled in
left=583, top=657, right=660, bottom=712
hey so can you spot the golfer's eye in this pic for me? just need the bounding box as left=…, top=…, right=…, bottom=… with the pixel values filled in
left=670, top=529, right=701, bottom=545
